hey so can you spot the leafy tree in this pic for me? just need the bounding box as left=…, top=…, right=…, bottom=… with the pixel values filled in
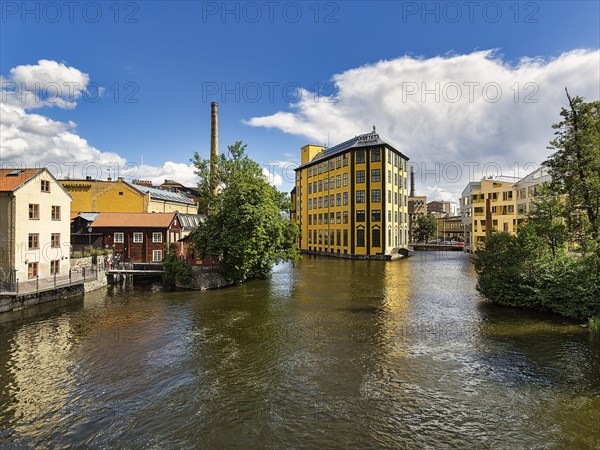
left=528, top=183, right=568, bottom=258
left=190, top=141, right=300, bottom=284
left=414, top=214, right=437, bottom=243
left=545, top=89, right=600, bottom=249
left=163, top=243, right=192, bottom=285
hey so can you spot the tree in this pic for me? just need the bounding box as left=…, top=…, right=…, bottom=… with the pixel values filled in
left=528, top=183, right=568, bottom=258
left=545, top=89, right=600, bottom=248
left=190, top=141, right=300, bottom=284
left=414, top=214, right=437, bottom=243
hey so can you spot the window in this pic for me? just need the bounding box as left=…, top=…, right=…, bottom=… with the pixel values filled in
left=324, top=178, right=329, bottom=191
left=343, top=229, right=348, bottom=246
left=357, top=229, right=365, bottom=247
left=29, top=204, right=39, bottom=220
left=318, top=213, right=323, bottom=224
left=372, top=229, right=381, bottom=247
left=114, top=232, right=124, bottom=243
left=343, top=211, right=349, bottom=224
left=133, top=232, right=143, bottom=243
left=372, top=210, right=381, bottom=222
left=356, top=210, right=365, bottom=222
left=371, top=149, right=381, bottom=162
left=372, top=189, right=381, bottom=202
left=324, top=196, right=328, bottom=208
left=336, top=156, right=341, bottom=169
left=313, top=198, right=317, bottom=209
left=41, top=180, right=50, bottom=192
left=308, top=215, right=312, bottom=225
left=394, top=192, right=398, bottom=204
left=318, top=180, right=323, bottom=192
left=388, top=211, right=392, bottom=222
left=336, top=175, right=341, bottom=188
left=336, top=212, right=341, bottom=224
left=28, top=233, right=39, bottom=249
left=330, top=194, right=334, bottom=206
left=28, top=262, right=39, bottom=278
left=343, top=192, right=348, bottom=205
left=330, top=212, right=334, bottom=223
left=324, top=213, right=329, bottom=224
left=324, top=161, right=329, bottom=172
left=356, top=170, right=365, bottom=183
left=336, top=193, right=341, bottom=206
left=153, top=232, right=163, bottom=243
left=388, top=190, right=392, bottom=203
left=356, top=150, right=365, bottom=163
left=336, top=229, right=341, bottom=245
left=51, top=205, right=61, bottom=220
left=318, top=197, right=323, bottom=208
left=308, top=184, right=312, bottom=194
left=371, top=169, right=380, bottom=182
left=388, top=170, right=392, bottom=183
left=153, top=250, right=163, bottom=262
left=343, top=153, right=348, bottom=166
left=356, top=190, right=365, bottom=203
left=394, top=173, right=398, bottom=186
left=343, top=173, right=348, bottom=187
left=330, top=177, right=334, bottom=188
left=318, top=164, right=323, bottom=175
left=51, top=260, right=60, bottom=275
left=394, top=154, right=398, bottom=167
left=313, top=181, right=317, bottom=192
left=51, top=233, right=60, bottom=248
left=119, top=192, right=124, bottom=196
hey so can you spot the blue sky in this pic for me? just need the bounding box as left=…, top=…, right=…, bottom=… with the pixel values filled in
left=1, top=1, right=599, bottom=199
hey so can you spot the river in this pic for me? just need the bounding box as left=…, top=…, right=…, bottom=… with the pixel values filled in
left=1, top=252, right=599, bottom=448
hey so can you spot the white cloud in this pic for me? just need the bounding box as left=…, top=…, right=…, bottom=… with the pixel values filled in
left=262, top=167, right=283, bottom=187
left=245, top=49, right=600, bottom=201
left=0, top=60, right=198, bottom=187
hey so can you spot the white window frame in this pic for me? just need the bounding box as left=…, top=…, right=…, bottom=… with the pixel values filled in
left=152, top=250, right=163, bottom=262
left=153, top=232, right=163, bottom=243
left=133, top=232, right=143, bottom=243
left=114, top=232, right=124, bottom=243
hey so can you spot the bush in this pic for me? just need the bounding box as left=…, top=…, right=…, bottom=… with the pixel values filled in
left=163, top=249, right=192, bottom=285
left=474, top=227, right=600, bottom=321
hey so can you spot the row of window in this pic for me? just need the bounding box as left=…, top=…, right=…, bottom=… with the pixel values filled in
left=307, top=228, right=382, bottom=247
left=29, top=204, right=61, bottom=220
left=27, top=233, right=61, bottom=249
left=307, top=190, right=408, bottom=210
left=306, top=169, right=407, bottom=195
left=306, top=210, right=408, bottom=225
left=305, top=149, right=408, bottom=179
left=113, top=232, right=163, bottom=243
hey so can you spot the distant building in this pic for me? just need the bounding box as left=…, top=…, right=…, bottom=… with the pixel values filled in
left=159, top=179, right=201, bottom=206
left=408, top=196, right=427, bottom=243
left=0, top=168, right=72, bottom=286
left=60, top=177, right=197, bottom=213
left=435, top=215, right=464, bottom=241
left=427, top=200, right=453, bottom=216
left=293, top=128, right=410, bottom=258
left=86, top=212, right=181, bottom=263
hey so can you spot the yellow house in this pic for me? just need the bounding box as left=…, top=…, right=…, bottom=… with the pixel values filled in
left=293, top=128, right=410, bottom=259
left=59, top=177, right=197, bottom=213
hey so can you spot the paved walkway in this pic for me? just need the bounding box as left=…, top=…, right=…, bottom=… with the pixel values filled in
left=0, top=268, right=104, bottom=297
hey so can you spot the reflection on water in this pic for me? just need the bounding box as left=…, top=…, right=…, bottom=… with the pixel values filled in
left=0, top=252, right=599, bottom=448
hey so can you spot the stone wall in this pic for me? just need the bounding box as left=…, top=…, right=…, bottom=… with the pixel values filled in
left=176, top=266, right=231, bottom=290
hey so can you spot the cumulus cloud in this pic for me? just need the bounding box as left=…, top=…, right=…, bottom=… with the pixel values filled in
left=262, top=167, right=284, bottom=187
left=245, top=49, right=600, bottom=201
left=0, top=60, right=198, bottom=187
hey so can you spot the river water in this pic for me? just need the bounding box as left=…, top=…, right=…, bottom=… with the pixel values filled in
left=1, top=252, right=599, bottom=448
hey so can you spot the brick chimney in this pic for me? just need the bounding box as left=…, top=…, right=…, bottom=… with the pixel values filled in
left=210, top=102, right=219, bottom=196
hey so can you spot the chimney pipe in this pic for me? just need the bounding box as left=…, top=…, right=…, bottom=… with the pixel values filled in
left=410, top=166, right=415, bottom=197
left=210, top=102, right=219, bottom=196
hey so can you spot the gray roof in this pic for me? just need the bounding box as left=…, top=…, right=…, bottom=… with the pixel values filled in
left=177, top=213, right=206, bottom=229
left=296, top=129, right=409, bottom=170
left=128, top=183, right=196, bottom=205
left=79, top=212, right=101, bottom=222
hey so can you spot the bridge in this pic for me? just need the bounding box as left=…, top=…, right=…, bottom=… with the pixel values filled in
left=410, top=243, right=466, bottom=251
left=106, top=263, right=164, bottom=276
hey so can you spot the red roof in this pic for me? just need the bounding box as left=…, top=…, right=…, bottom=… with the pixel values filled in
left=90, top=212, right=176, bottom=228
left=0, top=168, right=44, bottom=192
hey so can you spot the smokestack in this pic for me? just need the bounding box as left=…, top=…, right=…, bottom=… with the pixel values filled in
left=210, top=102, right=219, bottom=196
left=410, top=166, right=415, bottom=197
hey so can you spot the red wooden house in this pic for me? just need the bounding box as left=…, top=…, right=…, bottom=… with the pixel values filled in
left=89, top=212, right=181, bottom=263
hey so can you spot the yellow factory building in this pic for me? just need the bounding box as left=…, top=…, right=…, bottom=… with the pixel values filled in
left=293, top=128, right=410, bottom=259
left=60, top=177, right=197, bottom=214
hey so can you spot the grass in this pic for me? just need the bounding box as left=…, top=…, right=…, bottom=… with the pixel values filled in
left=588, top=316, right=600, bottom=333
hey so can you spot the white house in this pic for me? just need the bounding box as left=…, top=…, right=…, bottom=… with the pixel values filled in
left=0, top=168, right=72, bottom=287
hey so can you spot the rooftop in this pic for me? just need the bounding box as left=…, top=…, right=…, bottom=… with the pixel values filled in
left=90, top=212, right=177, bottom=228
left=126, top=182, right=196, bottom=205
left=0, top=168, right=44, bottom=192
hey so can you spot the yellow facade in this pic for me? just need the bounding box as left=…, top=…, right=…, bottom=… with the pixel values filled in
left=60, top=178, right=197, bottom=213
left=293, top=131, right=409, bottom=259
left=60, top=178, right=146, bottom=213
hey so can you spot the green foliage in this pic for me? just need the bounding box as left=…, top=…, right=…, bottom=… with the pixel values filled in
left=545, top=89, right=600, bottom=246
left=589, top=316, right=600, bottom=334
left=414, top=214, right=437, bottom=243
left=529, top=183, right=568, bottom=257
left=190, top=141, right=300, bottom=284
left=71, top=248, right=112, bottom=259
left=163, top=244, right=192, bottom=285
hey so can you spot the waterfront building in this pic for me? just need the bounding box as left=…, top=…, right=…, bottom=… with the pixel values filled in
left=514, top=166, right=552, bottom=222
left=435, top=215, right=464, bottom=241
left=0, top=168, right=72, bottom=287
left=86, top=212, right=181, bottom=263
left=60, top=177, right=197, bottom=214
left=293, top=128, right=410, bottom=259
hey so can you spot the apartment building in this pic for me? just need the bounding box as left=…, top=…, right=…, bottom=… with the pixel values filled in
left=0, top=168, right=72, bottom=286
left=293, top=128, right=410, bottom=258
